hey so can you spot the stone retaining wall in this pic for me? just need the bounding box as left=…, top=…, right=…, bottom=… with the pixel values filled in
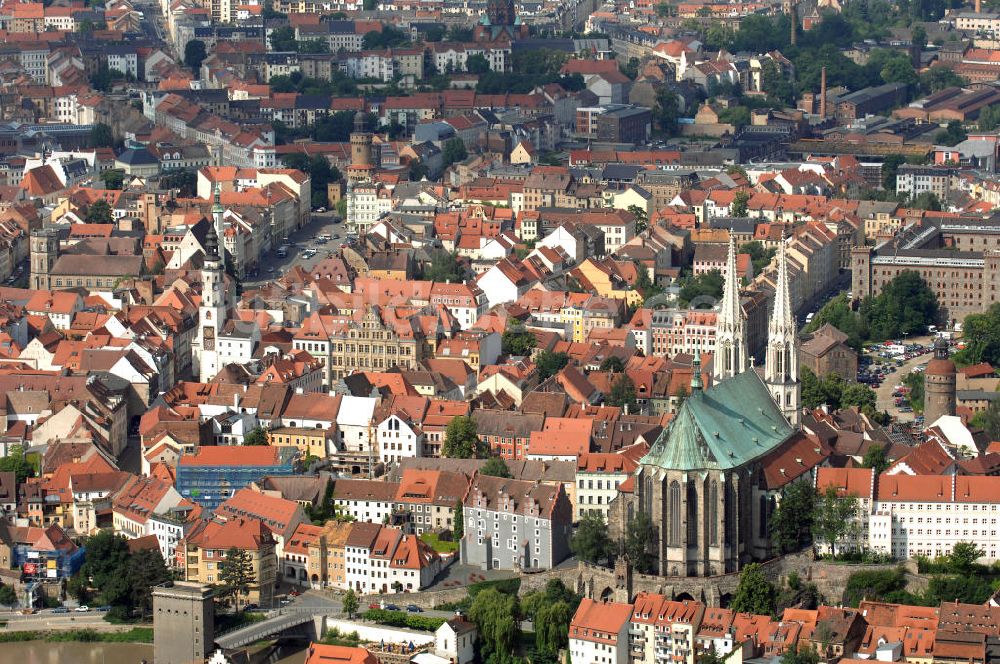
left=360, top=554, right=927, bottom=609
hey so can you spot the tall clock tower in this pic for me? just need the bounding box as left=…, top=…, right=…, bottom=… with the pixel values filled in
left=196, top=187, right=226, bottom=382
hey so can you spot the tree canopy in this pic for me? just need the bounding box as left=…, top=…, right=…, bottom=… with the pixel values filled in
left=443, top=416, right=486, bottom=458
left=730, top=563, right=776, bottom=615
left=860, top=270, right=939, bottom=340
left=571, top=512, right=615, bottom=565
left=769, top=480, right=816, bottom=554
left=184, top=39, right=207, bottom=72
left=624, top=512, right=656, bottom=573
left=502, top=323, right=536, bottom=357
left=678, top=270, right=724, bottom=308
left=535, top=350, right=570, bottom=381
left=955, top=303, right=1000, bottom=366
left=813, top=487, right=860, bottom=557
left=480, top=457, right=512, bottom=478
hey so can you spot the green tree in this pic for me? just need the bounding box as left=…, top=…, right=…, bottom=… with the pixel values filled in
left=740, top=241, right=775, bottom=276
left=911, top=25, right=927, bottom=50
left=423, top=250, right=464, bottom=283
left=860, top=270, right=939, bottom=340
left=469, top=587, right=519, bottom=655
left=769, top=480, right=816, bottom=554
left=128, top=548, right=170, bottom=618
left=481, top=457, right=512, bottom=478
left=466, top=54, right=491, bottom=74
left=571, top=513, right=615, bottom=565
left=956, top=303, right=1000, bottom=366
left=881, top=154, right=907, bottom=191
left=0, top=445, right=34, bottom=484
left=501, top=323, right=535, bottom=356
left=219, top=547, right=256, bottom=611
left=100, top=169, right=125, bottom=190
left=879, top=57, right=919, bottom=87
left=342, top=589, right=359, bottom=618
left=244, top=426, right=268, bottom=446
left=184, top=39, right=207, bottom=73
left=88, top=123, right=115, bottom=149
left=535, top=600, right=572, bottom=654
left=920, top=66, right=966, bottom=95
left=85, top=199, right=113, bottom=224
left=805, top=293, right=866, bottom=350
left=842, top=567, right=909, bottom=607
left=454, top=501, right=464, bottom=539
left=678, top=270, right=725, bottom=308
left=442, top=137, right=469, bottom=167
left=731, top=191, right=750, bottom=217
left=654, top=87, right=680, bottom=135
left=948, top=541, right=984, bottom=574
left=812, top=487, right=860, bottom=557
left=730, top=562, right=776, bottom=615
left=972, top=400, right=1000, bottom=438
left=269, top=26, right=297, bottom=51
left=902, top=371, right=924, bottom=415
left=600, top=356, right=625, bottom=372
left=536, top=350, right=570, bottom=380
left=627, top=205, right=648, bottom=234
left=935, top=120, right=967, bottom=147
left=624, top=512, right=656, bottom=573
left=443, top=415, right=485, bottom=458
left=79, top=531, right=131, bottom=607
left=607, top=374, right=637, bottom=411
left=363, top=25, right=409, bottom=49
left=979, top=104, right=1000, bottom=131
left=862, top=446, right=889, bottom=474
left=447, top=25, right=474, bottom=41
left=909, top=191, right=942, bottom=211
left=782, top=645, right=820, bottom=664
left=0, top=584, right=17, bottom=606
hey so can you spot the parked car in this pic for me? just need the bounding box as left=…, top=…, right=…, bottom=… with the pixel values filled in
left=385, top=604, right=401, bottom=611
left=369, top=603, right=380, bottom=610
left=245, top=604, right=259, bottom=612
left=75, top=606, right=90, bottom=612
left=406, top=605, right=423, bottom=613
left=52, top=607, right=70, bottom=614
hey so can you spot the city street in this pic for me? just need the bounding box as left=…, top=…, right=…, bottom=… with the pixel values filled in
left=242, top=212, right=348, bottom=289
left=0, top=609, right=130, bottom=632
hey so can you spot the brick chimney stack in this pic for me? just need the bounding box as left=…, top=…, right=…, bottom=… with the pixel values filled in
left=820, top=66, right=827, bottom=118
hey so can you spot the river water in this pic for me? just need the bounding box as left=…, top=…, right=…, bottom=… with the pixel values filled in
left=0, top=641, right=309, bottom=664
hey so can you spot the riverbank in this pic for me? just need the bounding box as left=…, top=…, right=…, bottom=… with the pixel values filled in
left=0, top=626, right=153, bottom=643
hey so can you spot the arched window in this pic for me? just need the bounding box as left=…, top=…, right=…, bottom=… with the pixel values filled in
left=708, top=481, right=718, bottom=546
left=724, top=479, right=736, bottom=546
left=759, top=495, right=769, bottom=539
left=643, top=473, right=653, bottom=516
left=669, top=481, right=681, bottom=546
left=686, top=482, right=698, bottom=548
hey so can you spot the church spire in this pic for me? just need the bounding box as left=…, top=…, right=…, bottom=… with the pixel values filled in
left=713, top=234, right=747, bottom=381
left=765, top=231, right=800, bottom=427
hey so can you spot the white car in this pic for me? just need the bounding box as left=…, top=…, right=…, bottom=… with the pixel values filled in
left=75, top=606, right=89, bottom=612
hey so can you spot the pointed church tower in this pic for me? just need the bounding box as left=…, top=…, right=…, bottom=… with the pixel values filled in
left=713, top=234, right=747, bottom=381
left=764, top=233, right=801, bottom=427
left=211, top=182, right=225, bottom=258
left=197, top=198, right=226, bottom=382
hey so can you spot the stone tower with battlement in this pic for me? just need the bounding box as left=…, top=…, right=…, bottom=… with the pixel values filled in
left=30, top=229, right=58, bottom=290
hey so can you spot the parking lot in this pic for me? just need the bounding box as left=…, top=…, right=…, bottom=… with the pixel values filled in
left=243, top=212, right=351, bottom=287
left=865, top=336, right=936, bottom=424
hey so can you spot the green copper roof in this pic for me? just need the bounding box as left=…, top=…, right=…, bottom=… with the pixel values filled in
left=641, top=370, right=794, bottom=471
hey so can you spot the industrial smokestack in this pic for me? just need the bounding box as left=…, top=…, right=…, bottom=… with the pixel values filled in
left=789, top=2, right=797, bottom=46
left=820, top=66, right=827, bottom=118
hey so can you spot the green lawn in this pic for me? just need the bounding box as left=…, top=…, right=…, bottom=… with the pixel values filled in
left=420, top=533, right=459, bottom=554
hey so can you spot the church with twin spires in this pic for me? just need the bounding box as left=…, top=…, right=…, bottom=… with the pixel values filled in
left=608, top=235, right=803, bottom=577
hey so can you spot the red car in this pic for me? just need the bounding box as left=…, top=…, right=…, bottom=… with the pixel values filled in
left=369, top=603, right=380, bottom=610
